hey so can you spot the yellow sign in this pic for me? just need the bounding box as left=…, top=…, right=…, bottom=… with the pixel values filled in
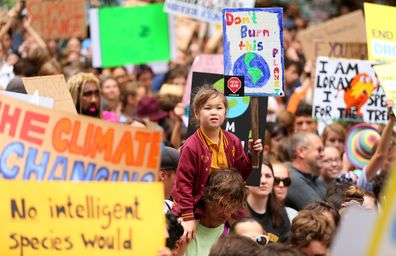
left=364, top=3, right=396, bottom=62
left=367, top=161, right=396, bottom=255
left=0, top=93, right=162, bottom=182
left=374, top=63, right=396, bottom=116
left=0, top=181, right=165, bottom=256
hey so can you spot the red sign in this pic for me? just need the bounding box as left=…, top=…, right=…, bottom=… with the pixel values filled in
left=227, top=77, right=241, bottom=93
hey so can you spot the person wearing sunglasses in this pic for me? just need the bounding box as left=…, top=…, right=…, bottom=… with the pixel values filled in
left=230, top=217, right=269, bottom=246
left=273, top=162, right=298, bottom=222
left=246, top=159, right=291, bottom=243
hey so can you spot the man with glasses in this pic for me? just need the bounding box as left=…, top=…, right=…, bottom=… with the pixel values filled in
left=285, top=131, right=327, bottom=210
left=319, top=146, right=342, bottom=187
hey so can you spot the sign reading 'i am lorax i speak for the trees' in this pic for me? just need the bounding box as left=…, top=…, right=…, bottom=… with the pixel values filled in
left=223, top=8, right=284, bottom=97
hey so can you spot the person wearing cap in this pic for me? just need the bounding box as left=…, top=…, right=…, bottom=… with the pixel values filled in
left=160, top=146, right=180, bottom=213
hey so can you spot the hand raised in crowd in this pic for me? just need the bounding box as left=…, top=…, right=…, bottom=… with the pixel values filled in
left=248, top=139, right=263, bottom=153
left=180, top=219, right=196, bottom=243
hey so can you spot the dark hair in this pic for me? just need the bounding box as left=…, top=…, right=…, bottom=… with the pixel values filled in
left=259, top=242, right=306, bottom=256
left=267, top=122, right=289, bottom=138
left=165, top=213, right=184, bottom=249
left=229, top=217, right=264, bottom=233
left=295, top=101, right=312, bottom=117
left=209, top=234, right=261, bottom=256
left=135, top=64, right=154, bottom=80
left=262, top=159, right=288, bottom=228
left=325, top=182, right=354, bottom=210
left=284, top=58, right=303, bottom=76
left=163, top=65, right=188, bottom=84
left=303, top=200, right=340, bottom=226
left=13, top=58, right=38, bottom=77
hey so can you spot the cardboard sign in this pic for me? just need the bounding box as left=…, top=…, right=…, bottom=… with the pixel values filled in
left=313, top=57, right=387, bottom=124
left=313, top=41, right=368, bottom=61
left=223, top=8, right=284, bottom=97
left=164, top=0, right=255, bottom=24
left=22, top=75, right=77, bottom=114
left=27, top=0, right=86, bottom=39
left=364, top=3, right=396, bottom=63
left=374, top=63, right=396, bottom=116
left=297, top=10, right=366, bottom=63
left=367, top=161, right=396, bottom=255
left=0, top=94, right=162, bottom=182
left=0, top=181, right=165, bottom=256
left=91, top=4, right=171, bottom=67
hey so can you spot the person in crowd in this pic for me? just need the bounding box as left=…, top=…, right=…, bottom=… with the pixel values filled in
left=285, top=132, right=327, bottom=210
left=230, top=217, right=269, bottom=246
left=260, top=242, right=306, bottom=256
left=181, top=168, right=246, bottom=256
left=68, top=72, right=101, bottom=118
left=303, top=200, right=340, bottom=227
left=266, top=123, right=289, bottom=161
left=112, top=66, right=129, bottom=91
left=119, top=81, right=145, bottom=123
left=321, top=123, right=347, bottom=155
left=320, top=146, right=342, bottom=188
left=171, top=85, right=262, bottom=243
left=160, top=146, right=180, bottom=213
left=246, top=159, right=291, bottom=243
left=100, top=76, right=122, bottom=121
left=293, top=102, right=317, bottom=133
left=135, top=64, right=154, bottom=96
left=272, top=162, right=298, bottom=222
left=289, top=210, right=336, bottom=256
left=208, top=234, right=262, bottom=256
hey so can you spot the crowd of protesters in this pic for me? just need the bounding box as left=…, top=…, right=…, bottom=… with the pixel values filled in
left=1, top=0, right=396, bottom=255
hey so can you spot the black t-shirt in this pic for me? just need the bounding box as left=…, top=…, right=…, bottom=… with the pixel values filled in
left=247, top=204, right=291, bottom=243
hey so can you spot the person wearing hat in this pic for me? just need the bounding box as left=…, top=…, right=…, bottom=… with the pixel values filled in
left=136, top=95, right=169, bottom=130
left=160, top=146, right=180, bottom=213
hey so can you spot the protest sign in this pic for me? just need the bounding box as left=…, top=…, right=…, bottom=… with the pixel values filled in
left=0, top=181, right=165, bottom=256
left=0, top=94, right=162, bottom=182
left=187, top=72, right=267, bottom=151
left=373, top=63, right=396, bottom=116
left=364, top=3, right=396, bottom=63
left=90, top=4, right=171, bottom=67
left=313, top=57, right=387, bottom=124
left=297, top=10, right=366, bottom=63
left=174, top=16, right=198, bottom=51
left=223, top=8, right=284, bottom=96
left=367, top=161, right=396, bottom=255
left=27, top=0, right=86, bottom=39
left=22, top=75, right=77, bottom=114
left=0, top=90, right=54, bottom=109
left=313, top=41, right=368, bottom=61
left=164, top=0, right=255, bottom=24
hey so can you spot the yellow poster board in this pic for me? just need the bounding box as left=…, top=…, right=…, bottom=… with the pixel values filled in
left=0, top=181, right=165, bottom=256
left=364, top=3, right=396, bottom=62
left=0, top=93, right=162, bottom=182
left=374, top=63, right=396, bottom=116
left=367, top=160, right=396, bottom=255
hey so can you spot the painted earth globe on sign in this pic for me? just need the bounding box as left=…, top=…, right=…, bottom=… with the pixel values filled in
left=233, top=52, right=270, bottom=88
left=213, top=78, right=250, bottom=119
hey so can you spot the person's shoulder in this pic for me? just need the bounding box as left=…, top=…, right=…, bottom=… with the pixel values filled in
left=222, top=130, right=240, bottom=143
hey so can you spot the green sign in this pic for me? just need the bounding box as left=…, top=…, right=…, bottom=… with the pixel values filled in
left=91, top=4, right=171, bottom=67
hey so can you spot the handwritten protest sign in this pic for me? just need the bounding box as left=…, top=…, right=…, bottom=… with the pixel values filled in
left=313, top=57, right=387, bottom=124
left=364, top=3, right=396, bottom=63
left=27, top=0, right=86, bottom=39
left=0, top=181, right=165, bottom=256
left=90, top=4, right=171, bottom=67
left=374, top=63, right=396, bottom=116
left=164, top=0, right=255, bottom=24
left=223, top=8, right=284, bottom=96
left=313, top=41, right=368, bottom=61
left=297, top=10, right=366, bottom=63
left=22, top=75, right=77, bottom=114
left=0, top=94, right=162, bottom=182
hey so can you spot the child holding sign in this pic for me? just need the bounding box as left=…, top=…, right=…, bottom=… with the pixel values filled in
left=171, top=85, right=262, bottom=242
